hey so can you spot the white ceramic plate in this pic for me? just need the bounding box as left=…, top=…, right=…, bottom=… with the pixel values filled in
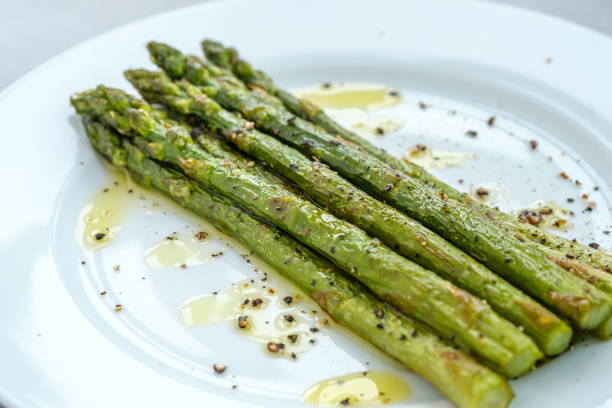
left=2, top=0, right=612, bottom=407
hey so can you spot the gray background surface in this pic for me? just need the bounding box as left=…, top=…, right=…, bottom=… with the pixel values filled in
left=0, top=0, right=610, bottom=91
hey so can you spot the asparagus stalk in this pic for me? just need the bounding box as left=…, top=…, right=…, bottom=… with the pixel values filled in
left=192, top=78, right=609, bottom=315
left=200, top=38, right=460, bottom=195
left=144, top=46, right=611, bottom=331
left=246, top=78, right=612, bottom=337
left=199, top=41, right=429, bottom=182
left=193, top=45, right=612, bottom=289
left=73, top=85, right=542, bottom=378
left=192, top=89, right=610, bottom=342
left=83, top=117, right=513, bottom=408
left=173, top=103, right=610, bottom=340
left=155, top=100, right=612, bottom=278
left=142, top=46, right=571, bottom=356
left=549, top=257, right=612, bottom=338
left=202, top=39, right=612, bottom=273
left=171, top=86, right=608, bottom=342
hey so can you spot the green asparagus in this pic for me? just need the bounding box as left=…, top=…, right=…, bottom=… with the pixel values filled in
left=72, top=84, right=542, bottom=377
left=145, top=45, right=612, bottom=330
left=194, top=41, right=612, bottom=279
left=200, top=38, right=460, bottom=193
left=142, top=45, right=571, bottom=356
left=202, top=39, right=612, bottom=273
left=249, top=75, right=612, bottom=337
left=199, top=43, right=406, bottom=169
left=83, top=117, right=514, bottom=408
left=164, top=90, right=612, bottom=277
left=549, top=257, right=612, bottom=338
left=155, top=104, right=612, bottom=340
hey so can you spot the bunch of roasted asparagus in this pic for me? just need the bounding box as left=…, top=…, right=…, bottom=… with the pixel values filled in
left=70, top=40, right=612, bottom=408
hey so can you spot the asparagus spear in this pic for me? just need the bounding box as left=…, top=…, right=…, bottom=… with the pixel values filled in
left=198, top=118, right=612, bottom=339
left=246, top=78, right=612, bottom=332
left=549, top=257, right=612, bottom=338
left=200, top=38, right=459, bottom=193
left=73, top=85, right=542, bottom=377
left=144, top=47, right=612, bottom=331
left=163, top=88, right=612, bottom=275
left=153, top=42, right=601, bottom=271
left=194, top=128, right=572, bottom=355
left=141, top=47, right=571, bottom=356
left=202, top=39, right=612, bottom=273
left=161, top=82, right=610, bottom=344
left=155, top=43, right=610, bottom=282
left=160, top=102, right=610, bottom=340
left=83, top=117, right=513, bottom=408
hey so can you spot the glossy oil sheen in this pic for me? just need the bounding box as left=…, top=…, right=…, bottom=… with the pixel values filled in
left=404, top=145, right=476, bottom=171
left=301, top=371, right=410, bottom=406
left=179, top=279, right=323, bottom=358
left=144, top=233, right=214, bottom=269
left=324, top=108, right=404, bottom=138
left=513, top=199, right=573, bottom=231
left=74, top=170, right=135, bottom=249
left=468, top=182, right=513, bottom=208
left=292, top=82, right=402, bottom=111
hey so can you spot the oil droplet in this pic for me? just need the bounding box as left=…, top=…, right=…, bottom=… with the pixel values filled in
left=75, top=171, right=136, bottom=249
left=179, top=279, right=323, bottom=358
left=469, top=182, right=512, bottom=207
left=292, top=82, right=402, bottom=111
left=325, top=108, right=404, bottom=138
left=145, top=233, right=215, bottom=269
left=513, top=199, right=573, bottom=231
left=301, top=371, right=410, bottom=406
left=404, top=144, right=476, bottom=171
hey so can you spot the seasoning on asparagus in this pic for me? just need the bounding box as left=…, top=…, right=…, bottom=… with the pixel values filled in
left=202, top=38, right=612, bottom=273
left=72, top=85, right=542, bottom=377
left=157, top=87, right=612, bottom=340
left=201, top=38, right=457, bottom=192
left=199, top=45, right=612, bottom=338
left=146, top=45, right=612, bottom=330
left=142, top=43, right=572, bottom=356
left=82, top=117, right=513, bottom=408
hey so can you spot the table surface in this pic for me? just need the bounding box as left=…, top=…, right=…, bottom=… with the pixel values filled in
left=1, top=0, right=610, bottom=92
